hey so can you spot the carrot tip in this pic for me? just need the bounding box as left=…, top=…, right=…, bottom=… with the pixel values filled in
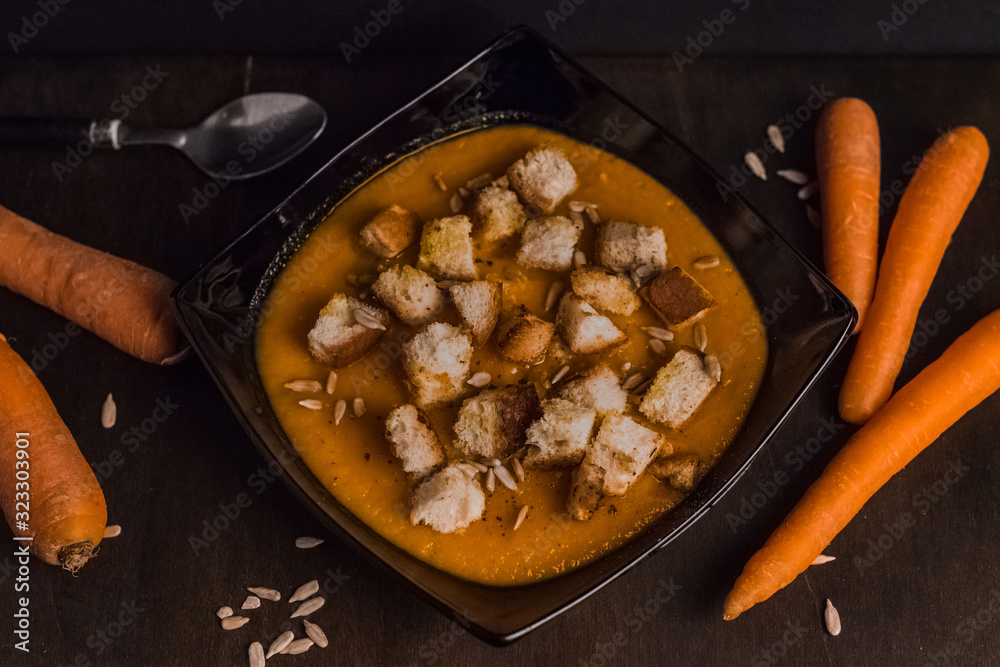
left=59, top=541, right=96, bottom=574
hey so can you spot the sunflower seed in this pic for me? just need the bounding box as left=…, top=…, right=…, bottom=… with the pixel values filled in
left=776, top=168, right=810, bottom=184
left=247, top=587, right=281, bottom=602
left=573, top=250, right=587, bottom=268
left=449, top=191, right=465, bottom=213
left=485, top=468, right=496, bottom=492
left=767, top=124, right=785, bottom=153
left=693, top=255, right=720, bottom=270
left=101, top=393, right=116, bottom=429
left=634, top=265, right=652, bottom=279
left=511, top=457, right=525, bottom=482
left=353, top=397, right=366, bottom=418
left=584, top=206, right=600, bottom=225
left=569, top=210, right=585, bottom=228
left=267, top=631, right=295, bottom=658
left=326, top=371, right=338, bottom=395
left=468, top=461, right=489, bottom=474
left=806, top=204, right=822, bottom=229
left=289, top=579, right=319, bottom=604
left=812, top=554, right=836, bottom=565
left=334, top=399, right=347, bottom=425
left=824, top=599, right=842, bottom=636
left=298, top=399, right=323, bottom=410
left=458, top=186, right=471, bottom=199
left=467, top=371, right=491, bottom=387
left=216, top=606, right=234, bottom=620
left=241, top=595, right=261, bottom=610
left=622, top=372, right=647, bottom=391
left=303, top=619, right=329, bottom=648
left=744, top=151, right=766, bottom=180
left=483, top=458, right=503, bottom=467
left=432, top=173, right=448, bottom=191
left=281, top=638, right=315, bottom=655
left=797, top=182, right=819, bottom=200
left=104, top=524, right=122, bottom=538
left=642, top=326, right=674, bottom=341
left=353, top=308, right=386, bottom=331
left=493, top=464, right=517, bottom=491
left=290, top=596, right=325, bottom=618
left=514, top=504, right=529, bottom=530
left=704, top=354, right=722, bottom=383
left=221, top=616, right=249, bottom=630
left=295, top=536, right=324, bottom=550
left=568, top=200, right=589, bottom=212
left=456, top=462, right=478, bottom=478
left=621, top=362, right=631, bottom=372
left=357, top=273, right=378, bottom=286
left=693, top=323, right=708, bottom=352
left=285, top=379, right=322, bottom=392
left=551, top=365, right=570, bottom=385
left=544, top=281, right=564, bottom=312
left=635, top=377, right=655, bottom=394
left=649, top=338, right=667, bottom=356
left=249, top=641, right=265, bottom=667
left=466, top=173, right=493, bottom=190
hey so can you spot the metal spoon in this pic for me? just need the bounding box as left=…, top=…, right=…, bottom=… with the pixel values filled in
left=0, top=93, right=327, bottom=180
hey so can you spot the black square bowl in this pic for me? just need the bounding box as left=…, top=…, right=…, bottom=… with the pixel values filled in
left=171, top=27, right=856, bottom=645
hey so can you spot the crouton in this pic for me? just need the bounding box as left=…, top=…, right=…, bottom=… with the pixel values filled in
left=416, top=215, right=477, bottom=280
left=649, top=453, right=704, bottom=493
left=410, top=463, right=486, bottom=533
left=639, top=348, right=718, bottom=427
left=595, top=221, right=668, bottom=273
left=516, top=216, right=582, bottom=272
left=472, top=178, right=526, bottom=243
left=307, top=293, right=391, bottom=368
left=567, top=462, right=605, bottom=521
left=453, top=385, right=542, bottom=460
left=506, top=146, right=578, bottom=213
left=585, top=415, right=667, bottom=495
left=556, top=293, right=626, bottom=354
left=384, top=404, right=445, bottom=479
left=449, top=280, right=502, bottom=344
left=359, top=204, right=421, bottom=258
left=523, top=398, right=597, bottom=469
left=639, top=266, right=716, bottom=329
left=372, top=265, right=445, bottom=326
left=553, top=364, right=628, bottom=417
left=494, top=306, right=555, bottom=363
left=402, top=323, right=473, bottom=408
left=570, top=266, right=641, bottom=316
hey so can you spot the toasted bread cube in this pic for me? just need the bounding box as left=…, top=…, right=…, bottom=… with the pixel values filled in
left=595, top=221, right=667, bottom=273
left=556, top=293, right=626, bottom=354
left=516, top=215, right=582, bottom=272
left=416, top=215, right=477, bottom=280
left=639, top=266, right=716, bottom=329
left=570, top=266, right=641, bottom=316
left=449, top=280, right=502, bottom=344
left=640, top=348, right=718, bottom=427
left=307, top=294, right=390, bottom=368
left=585, top=415, right=667, bottom=495
left=453, top=385, right=542, bottom=460
left=553, top=364, right=628, bottom=417
left=384, top=404, right=445, bottom=479
left=372, top=265, right=445, bottom=326
left=567, top=462, right=605, bottom=521
left=359, top=204, right=421, bottom=258
left=402, top=323, right=472, bottom=408
left=649, top=453, right=704, bottom=493
left=410, top=463, right=486, bottom=533
left=472, top=177, right=526, bottom=243
left=495, top=306, right=555, bottom=364
left=523, top=398, right=597, bottom=469
left=506, top=146, right=578, bottom=213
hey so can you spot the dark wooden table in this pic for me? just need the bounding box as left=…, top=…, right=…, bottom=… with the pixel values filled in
left=3, top=53, right=1000, bottom=666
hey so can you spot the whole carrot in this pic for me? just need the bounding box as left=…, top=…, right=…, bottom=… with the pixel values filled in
left=0, top=204, right=182, bottom=365
left=815, top=98, right=880, bottom=332
left=0, top=333, right=107, bottom=571
left=839, top=127, right=988, bottom=424
left=724, top=308, right=1000, bottom=620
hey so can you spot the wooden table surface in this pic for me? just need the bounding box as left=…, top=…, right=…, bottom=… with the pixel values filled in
left=2, top=53, right=1000, bottom=666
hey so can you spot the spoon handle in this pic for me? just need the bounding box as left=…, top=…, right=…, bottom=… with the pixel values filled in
left=0, top=118, right=124, bottom=148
